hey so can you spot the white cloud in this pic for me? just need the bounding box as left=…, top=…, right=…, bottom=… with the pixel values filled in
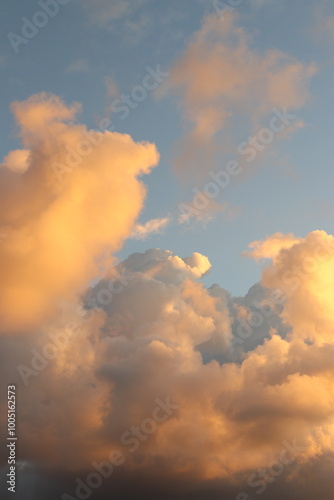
left=131, top=216, right=171, bottom=239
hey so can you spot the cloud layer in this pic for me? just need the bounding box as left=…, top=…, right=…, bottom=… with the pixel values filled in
left=2, top=231, right=334, bottom=499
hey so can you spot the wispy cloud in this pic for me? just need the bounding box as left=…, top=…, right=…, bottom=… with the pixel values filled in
left=131, top=216, right=171, bottom=239
left=164, top=11, right=316, bottom=180
left=103, top=75, right=120, bottom=98
left=66, top=58, right=90, bottom=73
left=83, top=0, right=149, bottom=27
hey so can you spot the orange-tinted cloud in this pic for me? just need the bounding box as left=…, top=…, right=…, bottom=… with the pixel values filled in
left=166, top=12, right=316, bottom=179
left=243, top=232, right=302, bottom=260
left=2, top=234, right=334, bottom=486
left=257, top=230, right=334, bottom=344
left=0, top=93, right=159, bottom=331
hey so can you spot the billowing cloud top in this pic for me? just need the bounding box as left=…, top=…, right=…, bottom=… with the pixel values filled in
left=0, top=93, right=159, bottom=331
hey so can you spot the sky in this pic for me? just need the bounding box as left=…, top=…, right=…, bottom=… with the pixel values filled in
left=1, top=0, right=334, bottom=499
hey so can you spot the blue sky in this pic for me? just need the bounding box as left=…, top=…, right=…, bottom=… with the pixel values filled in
left=1, top=0, right=334, bottom=296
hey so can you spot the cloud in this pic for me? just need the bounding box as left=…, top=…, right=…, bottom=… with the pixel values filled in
left=1, top=6, right=333, bottom=500
left=1, top=117, right=334, bottom=500
left=321, top=16, right=334, bottom=40
left=165, top=12, right=316, bottom=179
left=83, top=0, right=149, bottom=27
left=243, top=232, right=302, bottom=260
left=256, top=230, right=334, bottom=344
left=313, top=1, right=334, bottom=44
left=117, top=248, right=212, bottom=283
left=103, top=76, right=120, bottom=98
left=2, top=149, right=30, bottom=173
left=82, top=0, right=156, bottom=45
left=3, top=231, right=334, bottom=497
left=131, top=216, right=171, bottom=239
left=178, top=196, right=229, bottom=225
left=0, top=93, right=159, bottom=331
left=66, top=58, right=90, bottom=73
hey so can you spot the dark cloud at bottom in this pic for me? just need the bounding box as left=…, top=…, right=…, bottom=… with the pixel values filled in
left=1, top=458, right=334, bottom=500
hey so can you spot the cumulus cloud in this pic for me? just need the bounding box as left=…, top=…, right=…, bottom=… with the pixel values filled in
left=0, top=93, right=159, bottom=331
left=2, top=231, right=334, bottom=500
left=166, top=11, right=316, bottom=179
left=255, top=230, right=334, bottom=344
left=2, top=149, right=30, bottom=173
left=117, top=248, right=212, bottom=284
left=1, top=95, right=334, bottom=500
left=243, top=232, right=302, bottom=260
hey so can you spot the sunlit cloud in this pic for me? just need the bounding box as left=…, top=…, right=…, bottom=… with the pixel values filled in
left=0, top=93, right=159, bottom=331
left=1, top=2, right=333, bottom=499
left=2, top=233, right=334, bottom=500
